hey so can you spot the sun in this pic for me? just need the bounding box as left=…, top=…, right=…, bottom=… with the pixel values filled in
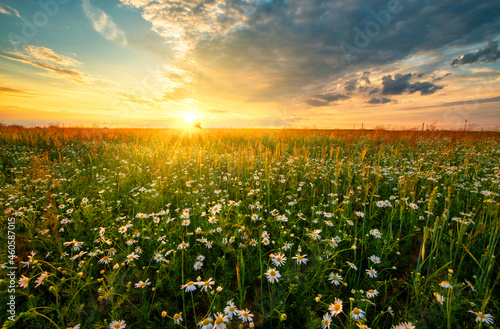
left=182, top=113, right=198, bottom=123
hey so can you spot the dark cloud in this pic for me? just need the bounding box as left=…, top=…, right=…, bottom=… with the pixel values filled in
left=432, top=73, right=452, bottom=82
left=382, top=73, right=412, bottom=95
left=307, top=93, right=350, bottom=107
left=344, top=79, right=357, bottom=92
left=382, top=73, right=443, bottom=96
left=126, top=0, right=500, bottom=106
left=451, top=41, right=500, bottom=66
left=367, top=97, right=396, bottom=104
left=408, top=81, right=444, bottom=95
left=369, top=87, right=379, bottom=95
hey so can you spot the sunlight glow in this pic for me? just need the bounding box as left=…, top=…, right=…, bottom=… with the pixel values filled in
left=182, top=113, right=198, bottom=123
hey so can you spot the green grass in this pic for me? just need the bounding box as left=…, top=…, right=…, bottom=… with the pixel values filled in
left=0, top=127, right=499, bottom=329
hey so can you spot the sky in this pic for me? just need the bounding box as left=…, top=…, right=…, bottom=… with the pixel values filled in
left=0, top=0, right=499, bottom=129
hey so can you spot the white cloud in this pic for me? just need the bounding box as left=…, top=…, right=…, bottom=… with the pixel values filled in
left=119, top=0, right=252, bottom=58
left=0, top=4, right=21, bottom=17
left=82, top=0, right=127, bottom=45
left=1, top=45, right=91, bottom=84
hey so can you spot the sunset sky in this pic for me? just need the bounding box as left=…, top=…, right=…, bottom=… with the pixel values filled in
left=0, top=0, right=499, bottom=129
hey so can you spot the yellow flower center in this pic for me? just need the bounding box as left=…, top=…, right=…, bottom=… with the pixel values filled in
left=368, top=289, right=374, bottom=294
left=332, top=275, right=339, bottom=280
left=270, top=270, right=276, bottom=276
left=324, top=319, right=329, bottom=325
left=187, top=281, right=194, bottom=286
left=113, top=324, right=121, bottom=329
left=174, top=314, right=181, bottom=320
left=229, top=307, right=235, bottom=312
left=202, top=319, right=210, bottom=325
left=215, top=317, right=223, bottom=325
left=242, top=312, right=249, bottom=317
left=353, top=308, right=360, bottom=315
left=297, top=256, right=303, bottom=260
left=334, top=304, right=341, bottom=311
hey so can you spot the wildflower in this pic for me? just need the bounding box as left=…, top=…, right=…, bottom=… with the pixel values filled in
left=328, top=273, right=343, bottom=286
left=369, top=229, right=382, bottom=238
left=366, top=289, right=379, bottom=298
left=211, top=204, right=222, bottom=215
left=434, top=292, right=445, bottom=304
left=347, top=261, right=358, bottom=270
left=292, top=253, right=308, bottom=265
left=125, top=252, right=139, bottom=264
left=109, top=320, right=126, bottom=329
left=468, top=310, right=494, bottom=325
left=224, top=300, right=239, bottom=319
left=108, top=248, right=117, bottom=255
left=19, top=275, right=30, bottom=289
left=351, top=308, right=365, bottom=320
left=198, top=317, right=213, bottom=329
left=67, top=325, right=81, bottom=329
left=329, top=298, right=343, bottom=316
left=99, top=256, right=113, bottom=264
left=439, top=281, right=452, bottom=289
left=238, top=309, right=254, bottom=323
left=198, top=278, right=215, bottom=292
left=265, top=268, right=281, bottom=283
left=388, top=306, right=394, bottom=316
left=465, top=279, right=477, bottom=292
left=194, top=261, right=203, bottom=270
left=409, top=203, right=419, bottom=210
left=376, top=201, right=385, bottom=207
left=392, top=322, right=415, bottom=329
left=181, top=281, right=197, bottom=292
left=270, top=252, right=287, bottom=267
left=309, top=229, right=322, bottom=240
left=118, top=226, right=127, bottom=234
left=35, top=271, right=50, bottom=288
left=153, top=253, right=165, bottom=263
left=135, top=278, right=151, bottom=289
left=282, top=241, right=292, bottom=251
left=365, top=267, right=378, bottom=278
left=369, top=255, right=381, bottom=264
left=322, top=313, right=332, bottom=329
left=178, top=241, right=189, bottom=249
left=213, top=312, right=229, bottom=329
left=173, top=313, right=183, bottom=325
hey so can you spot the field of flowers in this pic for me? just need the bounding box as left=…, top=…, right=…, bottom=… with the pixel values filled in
left=0, top=127, right=499, bottom=329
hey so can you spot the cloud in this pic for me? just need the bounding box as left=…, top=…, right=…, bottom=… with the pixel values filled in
left=1, top=45, right=90, bottom=84
left=306, top=93, right=350, bottom=107
left=0, top=4, right=20, bottom=17
left=451, top=41, right=500, bottom=66
left=382, top=74, right=443, bottom=96
left=0, top=86, right=28, bottom=94
left=119, top=0, right=499, bottom=108
left=408, top=81, right=444, bottom=95
left=367, top=97, right=396, bottom=104
left=82, top=0, right=127, bottom=45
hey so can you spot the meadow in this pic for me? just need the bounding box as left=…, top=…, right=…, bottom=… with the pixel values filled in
left=0, top=126, right=499, bottom=329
